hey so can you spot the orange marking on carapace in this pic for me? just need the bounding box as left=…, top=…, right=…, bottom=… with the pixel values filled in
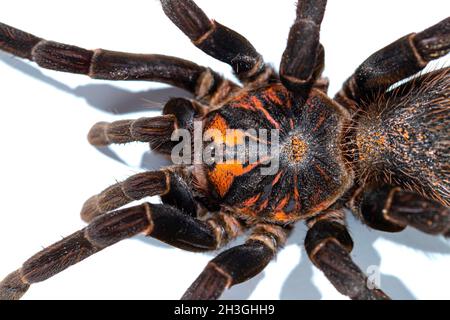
left=273, top=84, right=292, bottom=108
left=242, top=193, right=261, bottom=206
left=315, top=164, right=332, bottom=182
left=230, top=94, right=255, bottom=111
left=250, top=96, right=281, bottom=129
left=271, top=171, right=284, bottom=186
left=258, top=198, right=270, bottom=211
left=234, top=100, right=255, bottom=110
left=274, top=210, right=291, bottom=222
left=275, top=195, right=289, bottom=212
left=286, top=96, right=293, bottom=108
left=206, top=114, right=246, bottom=146
left=265, top=87, right=284, bottom=106
left=312, top=201, right=331, bottom=213
left=313, top=114, right=326, bottom=132
left=240, top=206, right=257, bottom=217
left=311, top=187, right=323, bottom=207
left=208, top=160, right=263, bottom=198
left=206, top=114, right=228, bottom=136
left=293, top=175, right=300, bottom=211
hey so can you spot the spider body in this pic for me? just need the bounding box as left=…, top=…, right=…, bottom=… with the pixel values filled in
left=203, top=84, right=353, bottom=223
left=0, top=0, right=449, bottom=300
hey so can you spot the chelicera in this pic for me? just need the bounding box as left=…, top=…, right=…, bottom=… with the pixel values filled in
left=0, top=0, right=449, bottom=300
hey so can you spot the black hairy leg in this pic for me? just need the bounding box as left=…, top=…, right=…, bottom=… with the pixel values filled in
left=336, top=17, right=450, bottom=108
left=280, top=0, right=327, bottom=96
left=305, top=209, right=390, bottom=300
left=87, top=97, right=203, bottom=154
left=0, top=22, right=238, bottom=103
left=182, top=223, right=291, bottom=300
left=0, top=202, right=246, bottom=300
left=353, top=185, right=450, bottom=237
left=161, top=0, right=276, bottom=86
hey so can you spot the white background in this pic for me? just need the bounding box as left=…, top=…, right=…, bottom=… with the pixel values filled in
left=0, top=0, right=449, bottom=300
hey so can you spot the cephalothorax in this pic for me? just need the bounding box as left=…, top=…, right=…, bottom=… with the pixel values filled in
left=203, top=84, right=353, bottom=223
left=0, top=0, right=449, bottom=300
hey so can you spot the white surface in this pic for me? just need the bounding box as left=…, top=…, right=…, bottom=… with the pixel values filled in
left=0, top=0, right=449, bottom=300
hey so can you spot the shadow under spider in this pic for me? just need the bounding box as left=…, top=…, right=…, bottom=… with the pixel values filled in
left=279, top=215, right=450, bottom=300
left=2, top=52, right=449, bottom=300
left=0, top=51, right=189, bottom=165
left=0, top=51, right=190, bottom=115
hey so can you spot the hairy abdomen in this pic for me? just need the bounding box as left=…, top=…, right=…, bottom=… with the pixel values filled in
left=355, top=68, right=449, bottom=206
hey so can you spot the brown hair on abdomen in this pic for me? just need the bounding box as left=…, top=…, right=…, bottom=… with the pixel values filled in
left=354, top=68, right=449, bottom=206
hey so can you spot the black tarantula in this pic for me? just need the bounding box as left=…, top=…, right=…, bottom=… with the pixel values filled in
left=0, top=0, right=449, bottom=300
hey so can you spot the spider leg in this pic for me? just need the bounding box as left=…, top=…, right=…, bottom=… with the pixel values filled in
left=88, top=114, right=175, bottom=147
left=335, top=17, right=450, bottom=108
left=88, top=97, right=203, bottom=151
left=280, top=0, right=327, bottom=96
left=0, top=203, right=245, bottom=300
left=352, top=185, right=450, bottom=236
left=182, top=223, right=291, bottom=300
left=0, top=22, right=238, bottom=101
left=305, top=209, right=390, bottom=300
left=81, top=167, right=200, bottom=222
left=160, top=0, right=275, bottom=85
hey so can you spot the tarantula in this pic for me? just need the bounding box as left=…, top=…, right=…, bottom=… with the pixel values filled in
left=0, top=0, right=449, bottom=300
